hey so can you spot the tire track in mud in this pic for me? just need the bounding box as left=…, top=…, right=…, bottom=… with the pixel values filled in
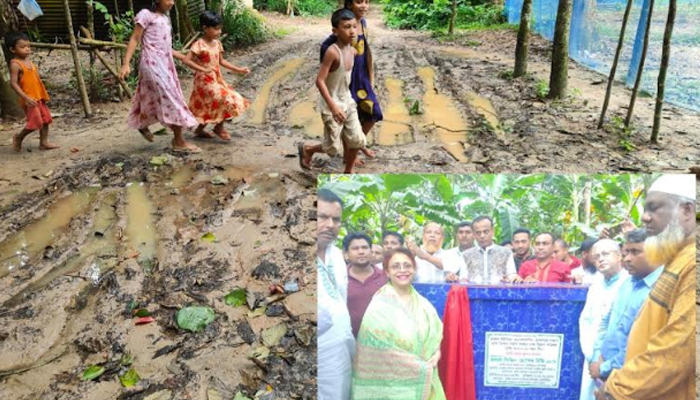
left=0, top=155, right=317, bottom=400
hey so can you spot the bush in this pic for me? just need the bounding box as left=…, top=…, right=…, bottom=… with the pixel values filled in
left=254, top=0, right=336, bottom=16
left=221, top=1, right=272, bottom=47
left=381, top=0, right=505, bottom=31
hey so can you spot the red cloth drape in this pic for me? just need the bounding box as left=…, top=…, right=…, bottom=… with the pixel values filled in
left=438, top=285, right=477, bottom=400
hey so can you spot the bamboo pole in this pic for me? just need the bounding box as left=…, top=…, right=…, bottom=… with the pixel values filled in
left=80, top=27, right=132, bottom=99
left=650, top=0, right=676, bottom=142
left=597, top=0, right=634, bottom=129
left=625, top=0, right=655, bottom=127
left=78, top=37, right=128, bottom=49
left=63, top=0, right=91, bottom=117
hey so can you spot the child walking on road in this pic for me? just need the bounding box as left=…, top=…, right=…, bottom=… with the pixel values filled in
left=119, top=0, right=208, bottom=154
left=299, top=9, right=365, bottom=174
left=7, top=32, right=59, bottom=152
left=186, top=11, right=251, bottom=141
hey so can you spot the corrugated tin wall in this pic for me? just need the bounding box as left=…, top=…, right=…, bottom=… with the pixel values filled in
left=14, top=0, right=205, bottom=41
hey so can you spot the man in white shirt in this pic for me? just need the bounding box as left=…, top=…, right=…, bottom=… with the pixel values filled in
left=317, top=189, right=355, bottom=400
left=406, top=221, right=447, bottom=282
left=578, top=239, right=628, bottom=400
left=449, top=216, right=521, bottom=283
left=442, top=221, right=474, bottom=280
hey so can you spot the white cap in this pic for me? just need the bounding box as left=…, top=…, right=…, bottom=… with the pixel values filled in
left=648, top=174, right=696, bottom=201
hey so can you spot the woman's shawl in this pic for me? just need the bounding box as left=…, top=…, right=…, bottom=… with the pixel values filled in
left=351, top=284, right=446, bottom=400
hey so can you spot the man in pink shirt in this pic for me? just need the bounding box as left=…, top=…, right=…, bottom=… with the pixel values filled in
left=518, top=232, right=571, bottom=283
left=343, top=232, right=388, bottom=337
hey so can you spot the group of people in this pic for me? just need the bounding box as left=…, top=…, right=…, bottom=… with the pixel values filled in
left=317, top=173, right=695, bottom=400
left=9, top=0, right=251, bottom=153
left=8, top=0, right=379, bottom=170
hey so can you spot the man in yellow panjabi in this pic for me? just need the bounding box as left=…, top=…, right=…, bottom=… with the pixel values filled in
left=595, top=174, right=696, bottom=400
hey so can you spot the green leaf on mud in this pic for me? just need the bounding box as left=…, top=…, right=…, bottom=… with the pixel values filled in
left=119, top=368, right=141, bottom=387
left=409, top=100, right=422, bottom=115
left=210, top=175, right=229, bottom=185
left=261, top=323, right=287, bottom=347
left=201, top=232, right=217, bottom=243
left=233, top=392, right=252, bottom=400
left=150, top=155, right=169, bottom=166
left=134, top=308, right=151, bottom=317
left=247, top=306, right=266, bottom=318
left=224, top=288, right=247, bottom=307
left=120, top=353, right=134, bottom=366
left=176, top=306, right=216, bottom=332
left=153, top=128, right=168, bottom=136
left=115, top=162, right=124, bottom=170
left=81, top=365, right=105, bottom=381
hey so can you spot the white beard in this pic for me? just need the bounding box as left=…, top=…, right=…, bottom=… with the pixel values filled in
left=644, top=212, right=688, bottom=267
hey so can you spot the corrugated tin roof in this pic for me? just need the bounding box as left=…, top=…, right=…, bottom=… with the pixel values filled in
left=14, top=0, right=205, bottom=42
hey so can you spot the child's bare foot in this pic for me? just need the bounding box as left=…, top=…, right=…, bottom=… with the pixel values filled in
left=12, top=134, right=22, bottom=152
left=171, top=139, right=202, bottom=154
left=361, top=147, right=376, bottom=159
left=138, top=128, right=155, bottom=142
left=194, top=126, right=215, bottom=139
left=213, top=127, right=231, bottom=141
left=39, top=142, right=60, bottom=150
left=344, top=156, right=364, bottom=167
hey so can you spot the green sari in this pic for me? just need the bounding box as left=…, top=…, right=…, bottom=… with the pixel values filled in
left=351, top=284, right=446, bottom=400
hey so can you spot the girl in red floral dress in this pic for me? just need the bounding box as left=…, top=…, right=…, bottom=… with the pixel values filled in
left=186, top=11, right=251, bottom=141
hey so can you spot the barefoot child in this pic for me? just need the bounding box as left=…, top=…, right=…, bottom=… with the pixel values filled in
left=299, top=9, right=365, bottom=174
left=186, top=11, right=251, bottom=141
left=119, top=0, right=207, bottom=154
left=7, top=32, right=59, bottom=152
left=321, top=0, right=382, bottom=165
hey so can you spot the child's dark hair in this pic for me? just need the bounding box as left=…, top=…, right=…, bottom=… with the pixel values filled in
left=344, top=0, right=354, bottom=8
left=200, top=10, right=222, bottom=28
left=5, top=31, right=30, bottom=49
left=331, top=8, right=355, bottom=28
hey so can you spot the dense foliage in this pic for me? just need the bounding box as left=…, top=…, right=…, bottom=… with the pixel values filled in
left=381, top=0, right=507, bottom=31
left=319, top=174, right=656, bottom=249
left=221, top=1, right=272, bottom=47
left=254, top=0, right=337, bottom=16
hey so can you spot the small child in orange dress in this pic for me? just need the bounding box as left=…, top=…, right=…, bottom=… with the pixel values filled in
left=186, top=11, right=251, bottom=141
left=7, top=32, right=59, bottom=152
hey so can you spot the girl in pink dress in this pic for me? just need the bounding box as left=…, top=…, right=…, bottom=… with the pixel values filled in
left=186, top=11, right=251, bottom=141
left=119, top=0, right=207, bottom=153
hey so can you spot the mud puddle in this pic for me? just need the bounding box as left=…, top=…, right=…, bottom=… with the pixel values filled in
left=418, top=66, right=471, bottom=162
left=0, top=189, right=97, bottom=280
left=375, top=77, right=414, bottom=146
left=248, top=58, right=305, bottom=125
left=0, top=154, right=317, bottom=400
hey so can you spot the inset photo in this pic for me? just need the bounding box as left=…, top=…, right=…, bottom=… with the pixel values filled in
left=316, top=173, right=696, bottom=400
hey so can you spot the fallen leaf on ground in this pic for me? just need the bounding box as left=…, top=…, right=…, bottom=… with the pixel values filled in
left=201, top=232, right=217, bottom=243
left=81, top=365, right=105, bottom=381
left=261, top=323, right=287, bottom=347
left=119, top=368, right=141, bottom=387
left=210, top=175, right=229, bottom=185
left=70, top=147, right=80, bottom=153
left=135, top=316, right=155, bottom=325
left=176, top=306, right=216, bottom=332
left=224, top=288, right=247, bottom=307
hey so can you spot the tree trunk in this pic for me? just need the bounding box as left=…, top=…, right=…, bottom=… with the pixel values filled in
left=650, top=0, right=675, bottom=143
left=583, top=181, right=591, bottom=226
left=0, top=0, right=21, bottom=118
left=597, top=0, right=634, bottom=129
left=63, top=0, right=92, bottom=118
left=174, top=0, right=193, bottom=42
left=548, top=0, right=573, bottom=99
left=448, top=0, right=457, bottom=35
left=513, top=0, right=533, bottom=78
left=625, top=0, right=654, bottom=127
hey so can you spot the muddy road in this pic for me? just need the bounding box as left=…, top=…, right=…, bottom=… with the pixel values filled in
left=0, top=7, right=699, bottom=400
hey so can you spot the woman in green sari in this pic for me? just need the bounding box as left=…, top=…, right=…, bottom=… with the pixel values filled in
left=351, top=248, right=446, bottom=400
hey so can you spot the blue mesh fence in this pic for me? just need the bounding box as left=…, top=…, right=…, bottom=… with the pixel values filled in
left=504, top=0, right=700, bottom=111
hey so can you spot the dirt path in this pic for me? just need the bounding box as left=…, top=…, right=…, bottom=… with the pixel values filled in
left=0, top=7, right=698, bottom=400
